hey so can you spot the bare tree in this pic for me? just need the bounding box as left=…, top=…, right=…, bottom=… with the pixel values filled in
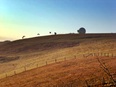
left=96, top=57, right=116, bottom=86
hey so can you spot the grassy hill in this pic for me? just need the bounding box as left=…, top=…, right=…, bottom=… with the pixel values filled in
left=0, top=33, right=116, bottom=87
left=0, top=56, right=116, bottom=87
left=0, top=33, right=115, bottom=55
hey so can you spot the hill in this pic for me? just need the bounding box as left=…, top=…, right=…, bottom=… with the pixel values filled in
left=0, top=33, right=116, bottom=86
left=0, top=33, right=115, bottom=55
left=0, top=55, right=116, bottom=87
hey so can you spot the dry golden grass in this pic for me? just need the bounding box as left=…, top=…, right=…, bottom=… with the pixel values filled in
left=0, top=56, right=116, bottom=87
left=0, top=34, right=116, bottom=86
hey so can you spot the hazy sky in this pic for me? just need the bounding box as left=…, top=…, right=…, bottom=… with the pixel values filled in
left=0, top=0, right=116, bottom=41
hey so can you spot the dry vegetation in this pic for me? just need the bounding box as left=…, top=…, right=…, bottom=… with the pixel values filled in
left=0, top=56, right=116, bottom=87
left=0, top=33, right=116, bottom=87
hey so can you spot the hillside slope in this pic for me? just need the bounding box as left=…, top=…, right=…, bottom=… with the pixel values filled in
left=0, top=33, right=115, bottom=55
left=0, top=33, right=116, bottom=86
left=0, top=34, right=116, bottom=73
left=0, top=56, right=116, bottom=87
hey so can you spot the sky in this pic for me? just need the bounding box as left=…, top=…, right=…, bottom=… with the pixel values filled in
left=0, top=0, right=116, bottom=41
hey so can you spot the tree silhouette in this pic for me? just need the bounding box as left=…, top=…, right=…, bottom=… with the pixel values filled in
left=37, top=33, right=40, bottom=35
left=54, top=32, right=57, bottom=35
left=77, top=27, right=86, bottom=34
left=49, top=32, right=51, bottom=34
left=22, top=36, right=25, bottom=39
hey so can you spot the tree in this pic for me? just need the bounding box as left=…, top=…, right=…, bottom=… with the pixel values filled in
left=22, top=36, right=25, bottom=39
left=37, top=33, right=40, bottom=35
left=49, top=32, right=51, bottom=34
left=54, top=32, right=57, bottom=35
left=77, top=27, right=86, bottom=34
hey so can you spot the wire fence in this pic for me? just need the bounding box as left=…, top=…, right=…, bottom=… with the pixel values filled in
left=51, top=52, right=116, bottom=87
left=83, top=52, right=116, bottom=87
left=0, top=52, right=116, bottom=86
left=83, top=52, right=116, bottom=58
left=0, top=55, right=77, bottom=79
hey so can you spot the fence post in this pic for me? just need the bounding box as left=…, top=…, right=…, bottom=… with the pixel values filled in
left=92, top=53, right=94, bottom=56
left=64, top=58, right=66, bottom=61
left=107, top=53, right=109, bottom=57
left=97, top=53, right=99, bottom=57
left=83, top=54, right=85, bottom=58
left=55, top=59, right=57, bottom=63
left=98, top=53, right=99, bottom=56
left=14, top=71, right=16, bottom=75
left=5, top=73, right=7, bottom=78
left=101, top=53, right=102, bottom=57
left=46, top=61, right=47, bottom=65
left=112, top=53, right=113, bottom=57
left=24, top=66, right=26, bottom=71
left=93, top=53, right=96, bottom=56
left=36, top=64, right=38, bottom=68
left=104, top=53, right=109, bottom=57
left=74, top=55, right=76, bottom=59
left=104, top=53, right=105, bottom=57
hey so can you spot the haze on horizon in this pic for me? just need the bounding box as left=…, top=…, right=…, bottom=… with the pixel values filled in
left=0, top=0, right=116, bottom=41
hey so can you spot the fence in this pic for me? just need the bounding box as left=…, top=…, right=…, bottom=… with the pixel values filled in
left=83, top=52, right=116, bottom=58
left=83, top=52, right=116, bottom=86
left=0, top=52, right=116, bottom=86
left=0, top=55, right=77, bottom=79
